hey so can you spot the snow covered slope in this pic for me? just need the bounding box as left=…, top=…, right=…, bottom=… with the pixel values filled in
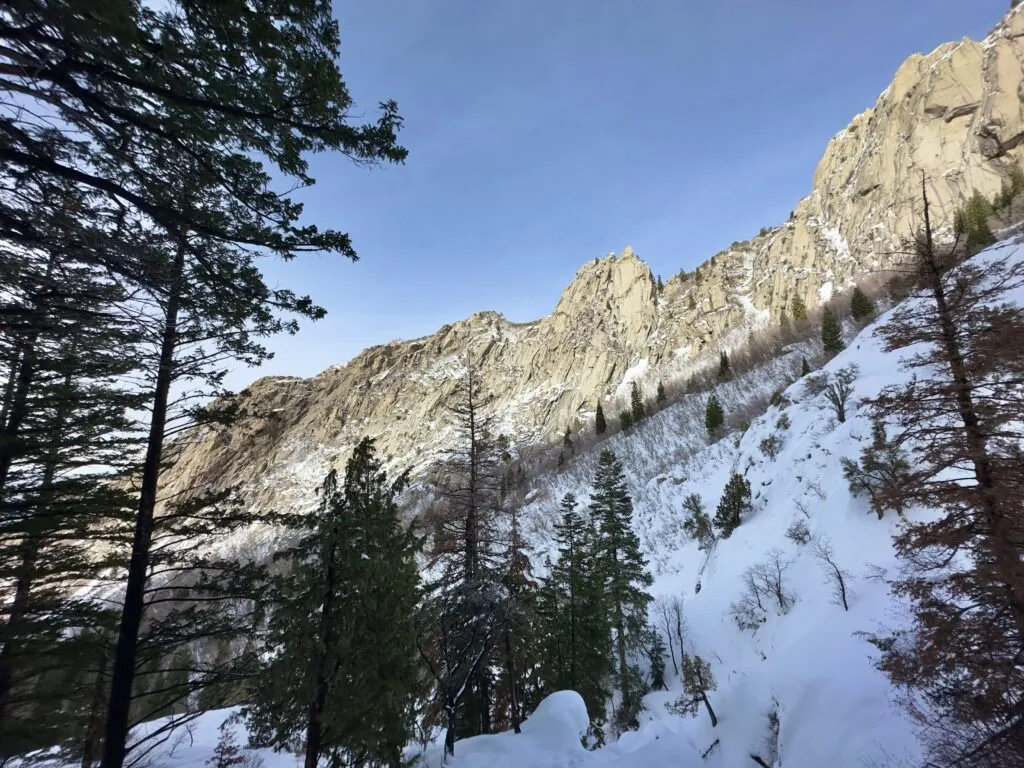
left=107, top=237, right=1024, bottom=768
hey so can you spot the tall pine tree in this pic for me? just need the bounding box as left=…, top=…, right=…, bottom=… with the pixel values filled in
left=590, top=451, right=653, bottom=728
left=247, top=438, right=421, bottom=768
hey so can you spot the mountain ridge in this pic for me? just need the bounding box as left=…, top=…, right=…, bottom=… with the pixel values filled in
left=161, top=7, right=1024, bottom=513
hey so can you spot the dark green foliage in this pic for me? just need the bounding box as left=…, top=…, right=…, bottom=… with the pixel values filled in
left=954, top=190, right=996, bottom=255
left=850, top=286, right=875, bottom=323
left=619, top=410, right=634, bottom=432
left=590, top=451, right=653, bottom=723
left=705, top=394, right=725, bottom=439
left=714, top=474, right=752, bottom=539
left=841, top=420, right=911, bottom=520
left=630, top=381, right=645, bottom=424
left=717, top=351, right=731, bottom=381
left=792, top=295, right=808, bottom=322
left=681, top=494, right=715, bottom=551
left=595, top=402, right=607, bottom=435
left=656, top=275, right=665, bottom=292
left=668, top=655, right=717, bottom=727
left=646, top=630, right=667, bottom=691
left=801, top=357, right=812, bottom=377
left=821, top=364, right=859, bottom=424
left=656, top=381, right=667, bottom=406
left=821, top=306, right=845, bottom=356
left=246, top=438, right=421, bottom=768
left=759, top=434, right=783, bottom=460
left=537, top=495, right=613, bottom=738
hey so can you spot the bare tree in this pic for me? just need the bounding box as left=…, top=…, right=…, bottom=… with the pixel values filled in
left=812, top=536, right=853, bottom=611
left=653, top=596, right=685, bottom=677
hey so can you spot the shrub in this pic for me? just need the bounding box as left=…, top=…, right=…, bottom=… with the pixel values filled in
left=775, top=413, right=791, bottom=431
left=841, top=419, right=911, bottom=519
left=785, top=519, right=811, bottom=545
left=759, top=434, right=783, bottom=460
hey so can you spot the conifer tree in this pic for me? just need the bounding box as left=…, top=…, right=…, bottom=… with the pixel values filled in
left=792, top=295, right=809, bottom=322
left=656, top=381, right=667, bottom=407
left=590, top=451, right=653, bottom=725
left=840, top=420, right=910, bottom=520
left=717, top=351, right=731, bottom=381
left=669, top=655, right=717, bottom=727
left=619, top=411, right=634, bottom=432
left=801, top=357, right=811, bottom=377
left=867, top=184, right=1024, bottom=763
left=595, top=402, right=607, bottom=435
left=714, top=474, right=751, bottom=539
left=850, top=286, right=875, bottom=323
left=954, top=189, right=996, bottom=254
left=418, top=366, right=507, bottom=756
left=705, top=394, right=725, bottom=439
left=247, top=438, right=421, bottom=768
left=630, top=381, right=645, bottom=424
left=656, top=275, right=665, bottom=292
left=646, top=630, right=667, bottom=691
left=537, top=495, right=613, bottom=737
left=681, top=494, right=715, bottom=551
left=821, top=306, right=844, bottom=356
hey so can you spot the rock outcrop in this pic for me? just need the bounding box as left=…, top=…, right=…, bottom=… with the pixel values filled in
left=161, top=9, right=1024, bottom=513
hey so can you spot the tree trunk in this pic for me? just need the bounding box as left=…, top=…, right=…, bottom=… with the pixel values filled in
left=701, top=693, right=718, bottom=728
left=100, top=240, right=186, bottom=768
left=504, top=630, right=521, bottom=734
left=0, top=368, right=73, bottom=721
left=444, top=705, right=456, bottom=759
left=921, top=182, right=1024, bottom=641
left=81, top=650, right=110, bottom=768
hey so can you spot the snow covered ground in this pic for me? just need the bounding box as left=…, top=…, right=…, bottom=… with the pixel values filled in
left=80, top=238, right=1024, bottom=768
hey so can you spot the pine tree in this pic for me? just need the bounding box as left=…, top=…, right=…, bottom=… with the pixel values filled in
left=801, top=357, right=812, bottom=376
left=206, top=722, right=247, bottom=768
left=821, top=306, right=844, bottom=356
left=656, top=275, right=664, bottom=292
left=656, top=381, right=667, bottom=407
left=595, top=402, right=607, bottom=435
left=619, top=411, right=634, bottom=432
left=418, top=365, right=507, bottom=756
left=537, top=495, right=613, bottom=737
left=646, top=630, right=667, bottom=691
left=792, top=295, right=809, bottom=322
left=681, top=494, right=715, bottom=551
left=669, top=656, right=717, bottom=727
left=247, top=438, right=421, bottom=768
left=866, top=184, right=1024, bottom=763
left=630, top=381, right=645, bottom=424
left=840, top=420, right=911, bottom=520
left=954, top=189, right=996, bottom=255
left=590, top=451, right=653, bottom=725
left=705, top=394, right=725, bottom=439
left=714, top=474, right=751, bottom=539
left=850, top=286, right=875, bottom=323
left=717, top=351, right=731, bottom=381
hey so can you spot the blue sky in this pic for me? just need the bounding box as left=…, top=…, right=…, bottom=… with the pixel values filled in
left=237, top=0, right=1005, bottom=391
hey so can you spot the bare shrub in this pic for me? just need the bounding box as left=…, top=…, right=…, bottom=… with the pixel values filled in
left=812, top=536, right=853, bottom=611
left=653, top=595, right=686, bottom=677
left=730, top=550, right=795, bottom=630
left=785, top=519, right=811, bottom=545
left=759, top=434, right=783, bottom=460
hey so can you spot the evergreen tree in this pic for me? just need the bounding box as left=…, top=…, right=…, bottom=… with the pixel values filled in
left=714, top=474, right=751, bottom=539
left=590, top=451, right=653, bottom=725
left=206, top=722, right=247, bottom=768
left=646, top=630, right=667, bottom=691
left=705, top=394, right=725, bottom=439
left=801, top=357, right=812, bottom=377
left=630, top=381, right=645, bottom=424
left=656, top=275, right=665, bottom=292
left=681, top=494, right=715, bottom=551
left=418, top=366, right=507, bottom=756
left=954, top=189, right=996, bottom=255
left=840, top=420, right=911, bottom=520
left=656, top=381, right=667, bottom=407
left=619, top=411, right=634, bottom=432
left=537, top=495, right=613, bottom=737
left=867, top=185, right=1024, bottom=763
left=595, top=402, right=607, bottom=435
left=821, top=306, right=845, bottom=356
left=717, top=351, right=731, bottom=381
left=792, top=295, right=809, bottom=322
left=669, top=655, right=717, bottom=727
left=849, top=286, right=875, bottom=323
left=247, top=438, right=421, bottom=768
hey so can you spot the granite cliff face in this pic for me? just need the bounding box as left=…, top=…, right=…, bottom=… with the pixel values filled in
left=162, top=10, right=1024, bottom=512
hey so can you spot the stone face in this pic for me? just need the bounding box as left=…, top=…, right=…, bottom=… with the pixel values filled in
left=160, top=9, right=1024, bottom=513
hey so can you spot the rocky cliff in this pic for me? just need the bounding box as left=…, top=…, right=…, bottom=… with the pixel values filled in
left=162, top=9, right=1024, bottom=512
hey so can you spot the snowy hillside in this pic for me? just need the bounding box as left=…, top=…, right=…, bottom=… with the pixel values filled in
left=98, top=237, right=1024, bottom=768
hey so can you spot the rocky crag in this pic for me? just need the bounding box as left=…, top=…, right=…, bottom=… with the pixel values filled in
left=162, top=9, right=1024, bottom=513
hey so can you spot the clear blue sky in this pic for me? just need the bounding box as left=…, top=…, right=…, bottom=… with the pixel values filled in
left=237, top=0, right=1005, bottom=391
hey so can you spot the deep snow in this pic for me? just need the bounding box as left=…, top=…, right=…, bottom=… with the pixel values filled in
left=73, top=238, right=1024, bottom=768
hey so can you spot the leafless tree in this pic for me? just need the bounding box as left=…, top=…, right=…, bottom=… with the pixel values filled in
left=812, top=536, right=853, bottom=611
left=653, top=596, right=685, bottom=677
